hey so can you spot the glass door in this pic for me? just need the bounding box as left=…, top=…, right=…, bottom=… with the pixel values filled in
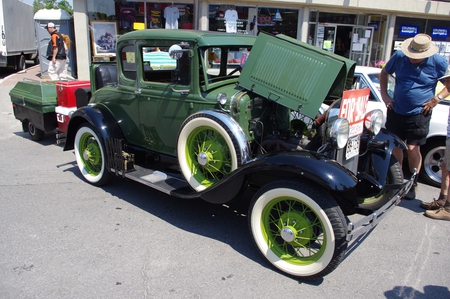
left=316, top=24, right=336, bottom=52
left=350, top=26, right=374, bottom=66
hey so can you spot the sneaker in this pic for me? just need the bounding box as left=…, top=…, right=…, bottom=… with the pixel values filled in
left=424, top=206, right=450, bottom=221
left=420, top=199, right=445, bottom=210
left=404, top=184, right=416, bottom=200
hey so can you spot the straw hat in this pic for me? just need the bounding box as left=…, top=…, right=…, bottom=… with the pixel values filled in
left=439, top=66, right=450, bottom=80
left=401, top=34, right=438, bottom=59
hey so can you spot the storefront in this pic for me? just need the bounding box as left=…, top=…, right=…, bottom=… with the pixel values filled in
left=73, top=0, right=450, bottom=80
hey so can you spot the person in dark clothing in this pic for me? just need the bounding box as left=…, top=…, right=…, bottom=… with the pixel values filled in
left=45, top=22, right=67, bottom=80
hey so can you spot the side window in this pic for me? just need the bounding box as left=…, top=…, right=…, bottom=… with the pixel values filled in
left=121, top=45, right=137, bottom=80
left=142, top=46, right=177, bottom=83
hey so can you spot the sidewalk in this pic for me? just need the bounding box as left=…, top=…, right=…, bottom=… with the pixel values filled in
left=0, top=64, right=44, bottom=87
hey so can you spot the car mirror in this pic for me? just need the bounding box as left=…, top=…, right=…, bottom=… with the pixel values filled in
left=169, top=45, right=183, bottom=60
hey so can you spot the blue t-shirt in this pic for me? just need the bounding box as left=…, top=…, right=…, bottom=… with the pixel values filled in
left=384, top=50, right=448, bottom=115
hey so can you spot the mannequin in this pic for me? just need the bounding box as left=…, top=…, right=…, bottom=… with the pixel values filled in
left=224, top=6, right=238, bottom=33
left=164, top=3, right=179, bottom=29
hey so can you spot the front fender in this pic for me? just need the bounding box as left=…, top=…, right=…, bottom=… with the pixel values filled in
left=356, top=128, right=406, bottom=196
left=200, top=150, right=358, bottom=204
left=63, top=104, right=125, bottom=151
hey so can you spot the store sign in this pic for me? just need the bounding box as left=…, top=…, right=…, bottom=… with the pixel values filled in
left=399, top=25, right=418, bottom=37
left=431, top=27, right=449, bottom=38
left=368, top=22, right=379, bottom=30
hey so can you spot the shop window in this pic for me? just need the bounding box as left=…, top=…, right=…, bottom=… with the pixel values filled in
left=209, top=5, right=249, bottom=34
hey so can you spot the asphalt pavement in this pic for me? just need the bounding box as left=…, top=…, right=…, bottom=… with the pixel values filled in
left=0, top=65, right=449, bottom=299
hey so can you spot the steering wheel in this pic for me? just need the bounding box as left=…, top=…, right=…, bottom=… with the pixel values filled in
left=228, top=66, right=242, bottom=76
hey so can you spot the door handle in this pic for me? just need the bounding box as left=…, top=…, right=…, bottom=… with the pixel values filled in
left=135, top=89, right=142, bottom=94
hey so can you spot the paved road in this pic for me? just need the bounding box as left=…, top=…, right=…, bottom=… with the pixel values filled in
left=0, top=66, right=449, bottom=299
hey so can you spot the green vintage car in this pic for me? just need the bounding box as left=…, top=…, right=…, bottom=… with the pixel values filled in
left=61, top=30, right=414, bottom=280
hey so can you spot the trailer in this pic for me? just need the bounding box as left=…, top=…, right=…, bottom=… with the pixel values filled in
left=0, top=0, right=39, bottom=70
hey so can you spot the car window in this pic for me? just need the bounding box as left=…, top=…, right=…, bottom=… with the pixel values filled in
left=121, top=45, right=137, bottom=80
left=140, top=44, right=191, bottom=85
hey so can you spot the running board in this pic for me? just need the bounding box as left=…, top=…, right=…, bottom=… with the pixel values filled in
left=120, top=166, right=194, bottom=196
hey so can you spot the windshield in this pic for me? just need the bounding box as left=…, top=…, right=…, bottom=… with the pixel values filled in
left=200, top=46, right=251, bottom=86
left=368, top=72, right=395, bottom=98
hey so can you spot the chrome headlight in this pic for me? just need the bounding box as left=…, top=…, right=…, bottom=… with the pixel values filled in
left=364, top=109, right=383, bottom=135
left=217, top=93, right=228, bottom=106
left=327, top=118, right=349, bottom=149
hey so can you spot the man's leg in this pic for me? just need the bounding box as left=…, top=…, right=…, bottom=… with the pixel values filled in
left=407, top=144, right=422, bottom=176
left=392, top=147, right=404, bottom=168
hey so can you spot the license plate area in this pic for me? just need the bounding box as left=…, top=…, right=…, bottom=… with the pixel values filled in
left=346, top=135, right=360, bottom=160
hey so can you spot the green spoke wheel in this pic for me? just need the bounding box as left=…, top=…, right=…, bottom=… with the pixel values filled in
left=178, top=112, right=248, bottom=192
left=74, top=124, right=112, bottom=186
left=249, top=180, right=347, bottom=280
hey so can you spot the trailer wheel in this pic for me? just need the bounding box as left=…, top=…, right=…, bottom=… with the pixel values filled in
left=28, top=122, right=45, bottom=141
left=249, top=180, right=348, bottom=281
left=74, top=124, right=112, bottom=186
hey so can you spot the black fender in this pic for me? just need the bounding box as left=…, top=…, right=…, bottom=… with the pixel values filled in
left=63, top=104, right=125, bottom=151
left=199, top=150, right=358, bottom=204
left=356, top=128, right=407, bottom=197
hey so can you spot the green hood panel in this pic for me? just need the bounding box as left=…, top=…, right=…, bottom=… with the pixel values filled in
left=238, top=32, right=356, bottom=119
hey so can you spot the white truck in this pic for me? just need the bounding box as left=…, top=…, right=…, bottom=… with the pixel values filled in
left=0, top=0, right=38, bottom=70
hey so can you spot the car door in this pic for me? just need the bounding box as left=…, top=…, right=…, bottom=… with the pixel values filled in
left=136, top=41, right=195, bottom=156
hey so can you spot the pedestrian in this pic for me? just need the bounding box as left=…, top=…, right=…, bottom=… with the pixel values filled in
left=45, top=22, right=67, bottom=81
left=422, top=66, right=450, bottom=221
left=380, top=33, right=449, bottom=199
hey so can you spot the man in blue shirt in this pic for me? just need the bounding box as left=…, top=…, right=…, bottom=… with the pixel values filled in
left=380, top=34, right=449, bottom=199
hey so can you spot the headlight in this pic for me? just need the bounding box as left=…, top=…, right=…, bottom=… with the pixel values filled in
left=217, top=93, right=228, bottom=105
left=364, top=109, right=383, bottom=135
left=327, top=118, right=349, bottom=149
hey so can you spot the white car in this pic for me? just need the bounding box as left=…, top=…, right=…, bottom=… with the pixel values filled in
left=353, top=66, right=449, bottom=187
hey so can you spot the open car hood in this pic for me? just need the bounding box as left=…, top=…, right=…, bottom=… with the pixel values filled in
left=238, top=32, right=356, bottom=119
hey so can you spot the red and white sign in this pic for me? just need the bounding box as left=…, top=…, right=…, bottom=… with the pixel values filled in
left=339, top=88, right=370, bottom=137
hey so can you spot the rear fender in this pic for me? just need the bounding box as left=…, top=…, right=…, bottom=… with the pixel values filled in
left=63, top=105, right=125, bottom=151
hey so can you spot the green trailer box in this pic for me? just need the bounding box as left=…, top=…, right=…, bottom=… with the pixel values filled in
left=10, top=80, right=58, bottom=133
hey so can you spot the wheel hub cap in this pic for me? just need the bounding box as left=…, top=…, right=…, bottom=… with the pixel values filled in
left=281, top=227, right=295, bottom=242
left=197, top=152, right=208, bottom=166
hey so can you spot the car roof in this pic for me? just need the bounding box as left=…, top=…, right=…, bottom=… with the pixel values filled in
left=118, top=29, right=256, bottom=47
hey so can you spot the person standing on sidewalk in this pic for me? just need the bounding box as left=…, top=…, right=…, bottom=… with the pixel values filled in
left=45, top=22, right=67, bottom=81
left=380, top=33, right=449, bottom=200
left=422, top=67, right=450, bottom=221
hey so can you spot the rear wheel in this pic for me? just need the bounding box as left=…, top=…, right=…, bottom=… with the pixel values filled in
left=249, top=180, right=348, bottom=281
left=28, top=122, right=45, bottom=141
left=16, top=55, right=26, bottom=71
left=74, top=124, right=112, bottom=186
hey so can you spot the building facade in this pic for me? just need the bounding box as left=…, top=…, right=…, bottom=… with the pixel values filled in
left=72, top=0, right=450, bottom=80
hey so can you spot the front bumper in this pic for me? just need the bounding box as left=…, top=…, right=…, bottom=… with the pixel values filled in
left=346, top=169, right=416, bottom=242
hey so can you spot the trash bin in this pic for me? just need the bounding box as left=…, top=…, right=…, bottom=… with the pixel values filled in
left=34, top=9, right=77, bottom=79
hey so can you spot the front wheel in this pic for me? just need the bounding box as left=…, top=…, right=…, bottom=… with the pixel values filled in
left=249, top=180, right=348, bottom=281
left=74, top=124, right=112, bottom=186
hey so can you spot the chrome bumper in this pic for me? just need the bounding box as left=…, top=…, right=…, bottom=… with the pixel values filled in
left=346, top=169, right=416, bottom=242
